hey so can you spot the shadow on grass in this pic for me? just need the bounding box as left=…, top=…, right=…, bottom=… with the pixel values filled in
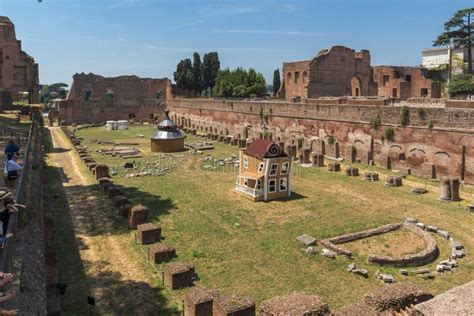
left=44, top=128, right=179, bottom=315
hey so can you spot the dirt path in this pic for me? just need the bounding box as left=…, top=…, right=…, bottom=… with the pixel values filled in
left=47, top=127, right=172, bottom=314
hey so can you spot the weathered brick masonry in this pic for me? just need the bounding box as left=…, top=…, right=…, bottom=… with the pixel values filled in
left=56, top=73, right=172, bottom=124
left=169, top=98, right=474, bottom=183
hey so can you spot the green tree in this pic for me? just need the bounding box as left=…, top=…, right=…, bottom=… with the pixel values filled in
left=202, top=52, right=220, bottom=95
left=434, top=8, right=474, bottom=73
left=174, top=59, right=194, bottom=93
left=448, top=73, right=474, bottom=95
left=40, top=83, right=69, bottom=109
left=272, top=69, right=281, bottom=96
left=192, top=52, right=202, bottom=96
left=215, top=67, right=267, bottom=98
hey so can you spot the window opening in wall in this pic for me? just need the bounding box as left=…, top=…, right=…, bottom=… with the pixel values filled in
left=383, top=75, right=390, bottom=86
left=156, top=89, right=163, bottom=99
left=106, top=89, right=115, bottom=100
left=392, top=88, right=397, bottom=98
left=405, top=75, right=412, bottom=82
left=295, top=72, right=300, bottom=84
left=128, top=113, right=136, bottom=119
left=355, top=88, right=359, bottom=97
left=84, top=90, right=92, bottom=101
left=421, top=88, right=428, bottom=97
left=287, top=72, right=292, bottom=84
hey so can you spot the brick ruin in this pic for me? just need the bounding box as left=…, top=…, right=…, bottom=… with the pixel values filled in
left=280, top=45, right=440, bottom=101
left=168, top=98, right=474, bottom=184
left=55, top=73, right=172, bottom=124
left=0, top=16, right=40, bottom=105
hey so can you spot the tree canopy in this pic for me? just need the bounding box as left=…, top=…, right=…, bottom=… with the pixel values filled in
left=434, top=8, right=474, bottom=73
left=215, top=67, right=267, bottom=98
left=448, top=73, right=474, bottom=96
left=174, top=58, right=194, bottom=92
left=192, top=52, right=202, bottom=95
left=40, top=83, right=69, bottom=108
left=202, top=52, right=220, bottom=95
left=272, top=69, right=281, bottom=96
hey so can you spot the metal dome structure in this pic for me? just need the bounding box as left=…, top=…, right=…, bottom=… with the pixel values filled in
left=150, top=109, right=185, bottom=152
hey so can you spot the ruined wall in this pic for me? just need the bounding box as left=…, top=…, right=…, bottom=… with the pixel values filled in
left=281, top=60, right=310, bottom=101
left=169, top=98, right=474, bottom=183
left=372, top=66, right=441, bottom=100
left=57, top=73, right=172, bottom=124
left=306, top=46, right=374, bottom=98
left=0, top=16, right=39, bottom=105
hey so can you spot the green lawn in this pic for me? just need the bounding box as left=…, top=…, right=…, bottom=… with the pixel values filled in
left=75, top=125, right=474, bottom=310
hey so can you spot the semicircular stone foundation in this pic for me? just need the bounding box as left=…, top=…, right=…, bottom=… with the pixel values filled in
left=321, top=223, right=439, bottom=267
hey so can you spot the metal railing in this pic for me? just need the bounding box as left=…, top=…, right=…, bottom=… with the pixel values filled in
left=235, top=183, right=263, bottom=197
left=0, top=109, right=40, bottom=272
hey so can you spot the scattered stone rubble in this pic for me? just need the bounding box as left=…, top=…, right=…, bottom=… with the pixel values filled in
left=259, top=292, right=331, bottom=316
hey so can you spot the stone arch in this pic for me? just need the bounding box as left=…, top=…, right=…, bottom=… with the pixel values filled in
left=303, top=71, right=309, bottom=84
left=351, top=76, right=362, bottom=97
left=407, top=148, right=427, bottom=167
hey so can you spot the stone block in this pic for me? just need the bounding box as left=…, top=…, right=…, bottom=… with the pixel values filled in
left=112, top=195, right=129, bottom=207
left=118, top=203, right=132, bottom=218
left=136, top=223, right=161, bottom=245
left=94, top=164, right=110, bottom=180
left=213, top=293, right=256, bottom=316
left=98, top=177, right=111, bottom=186
left=164, top=262, right=195, bottom=290
left=184, top=287, right=214, bottom=316
left=129, top=204, right=149, bottom=229
left=296, top=234, right=316, bottom=246
left=107, top=186, right=123, bottom=198
left=148, top=244, right=176, bottom=264
left=385, top=176, right=403, bottom=187
left=328, top=162, right=340, bottom=172
left=363, top=171, right=379, bottom=181
left=345, top=167, right=359, bottom=176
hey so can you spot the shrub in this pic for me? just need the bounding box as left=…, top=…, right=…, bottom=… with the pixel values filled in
left=417, top=108, right=426, bottom=119
left=370, top=113, right=382, bottom=130
left=400, top=106, right=409, bottom=127
left=448, top=74, right=474, bottom=96
left=385, top=128, right=395, bottom=142
left=428, top=120, right=434, bottom=129
left=327, top=135, right=335, bottom=145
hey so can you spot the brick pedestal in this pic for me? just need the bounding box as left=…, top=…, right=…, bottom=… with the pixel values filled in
left=148, top=244, right=176, bottom=263
left=136, top=223, right=161, bottom=245
left=164, top=263, right=195, bottom=290
left=94, top=164, right=110, bottom=180
left=129, top=204, right=149, bottom=229
left=184, top=287, right=214, bottom=316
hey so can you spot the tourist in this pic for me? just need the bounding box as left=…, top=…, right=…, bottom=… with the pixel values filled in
left=0, top=198, right=22, bottom=238
left=3, top=156, right=22, bottom=181
left=4, top=140, right=20, bottom=159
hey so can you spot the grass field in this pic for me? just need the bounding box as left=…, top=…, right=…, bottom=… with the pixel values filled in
left=73, top=125, right=474, bottom=311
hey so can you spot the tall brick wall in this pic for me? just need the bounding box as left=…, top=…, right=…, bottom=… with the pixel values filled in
left=0, top=16, right=39, bottom=105
left=169, top=98, right=474, bottom=183
left=57, top=73, right=172, bottom=124
left=281, top=60, right=310, bottom=100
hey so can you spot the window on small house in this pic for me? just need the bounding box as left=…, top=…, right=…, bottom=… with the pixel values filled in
left=84, top=90, right=92, bottom=101
left=405, top=75, right=412, bottom=82
left=279, top=178, right=288, bottom=192
left=269, top=163, right=278, bottom=176
left=383, top=75, right=390, bottom=86
left=281, top=162, right=289, bottom=175
left=258, top=162, right=264, bottom=173
left=256, top=180, right=261, bottom=190
left=268, top=179, right=276, bottom=193
left=295, top=72, right=300, bottom=84
left=243, top=156, right=248, bottom=169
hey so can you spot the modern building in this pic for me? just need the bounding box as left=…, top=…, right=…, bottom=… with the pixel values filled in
left=235, top=139, right=292, bottom=202
left=421, top=47, right=474, bottom=75
left=151, top=109, right=185, bottom=153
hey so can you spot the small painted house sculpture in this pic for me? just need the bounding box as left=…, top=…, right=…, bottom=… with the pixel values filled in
left=235, top=139, right=292, bottom=201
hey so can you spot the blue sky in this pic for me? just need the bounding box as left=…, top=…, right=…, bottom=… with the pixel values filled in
left=0, top=0, right=472, bottom=85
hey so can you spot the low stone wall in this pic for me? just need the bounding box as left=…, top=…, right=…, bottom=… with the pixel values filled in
left=368, top=224, right=439, bottom=267
left=446, top=100, right=474, bottom=109
left=320, top=223, right=403, bottom=256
